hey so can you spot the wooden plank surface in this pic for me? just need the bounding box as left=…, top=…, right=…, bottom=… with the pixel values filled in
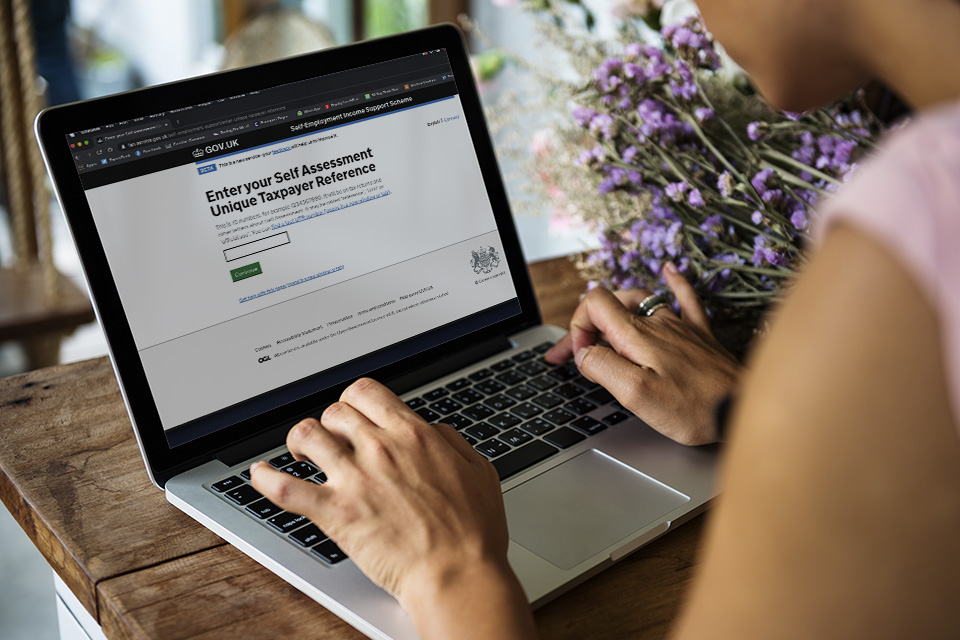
left=1, top=255, right=707, bottom=638
left=0, top=359, right=226, bottom=619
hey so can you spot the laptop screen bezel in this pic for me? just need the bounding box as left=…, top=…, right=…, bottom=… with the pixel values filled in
left=35, top=24, right=541, bottom=487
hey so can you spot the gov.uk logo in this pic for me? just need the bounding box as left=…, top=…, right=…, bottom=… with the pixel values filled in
left=470, top=246, right=500, bottom=274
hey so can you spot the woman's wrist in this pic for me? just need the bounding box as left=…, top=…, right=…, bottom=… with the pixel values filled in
left=402, top=553, right=537, bottom=640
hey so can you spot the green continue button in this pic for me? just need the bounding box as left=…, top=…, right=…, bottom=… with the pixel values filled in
left=230, top=262, right=262, bottom=282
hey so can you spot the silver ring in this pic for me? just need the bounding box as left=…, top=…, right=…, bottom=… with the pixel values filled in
left=637, top=294, right=669, bottom=317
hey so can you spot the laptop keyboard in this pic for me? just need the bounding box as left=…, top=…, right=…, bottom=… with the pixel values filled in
left=208, top=341, right=631, bottom=566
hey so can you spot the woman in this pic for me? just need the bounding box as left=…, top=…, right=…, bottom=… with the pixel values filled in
left=251, top=0, right=960, bottom=636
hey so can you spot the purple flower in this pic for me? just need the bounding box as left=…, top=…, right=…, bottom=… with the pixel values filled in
left=790, top=209, right=809, bottom=231
left=751, top=168, right=776, bottom=194
left=665, top=181, right=689, bottom=201
left=688, top=188, right=705, bottom=207
left=573, top=107, right=596, bottom=127
left=694, top=107, right=714, bottom=122
left=622, top=145, right=639, bottom=163
left=717, top=171, right=734, bottom=197
left=751, top=210, right=764, bottom=225
left=624, top=42, right=643, bottom=59
left=699, top=214, right=723, bottom=237
left=590, top=113, right=618, bottom=139
left=747, top=122, right=765, bottom=142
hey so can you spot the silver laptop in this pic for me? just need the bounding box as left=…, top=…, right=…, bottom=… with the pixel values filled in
left=36, top=25, right=717, bottom=640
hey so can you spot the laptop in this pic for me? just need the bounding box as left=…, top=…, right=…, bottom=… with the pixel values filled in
left=36, top=24, right=718, bottom=640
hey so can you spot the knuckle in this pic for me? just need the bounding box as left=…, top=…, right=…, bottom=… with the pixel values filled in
left=321, top=402, right=344, bottom=422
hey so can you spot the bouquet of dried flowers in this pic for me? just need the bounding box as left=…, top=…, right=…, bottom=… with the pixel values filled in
left=475, top=1, right=886, bottom=338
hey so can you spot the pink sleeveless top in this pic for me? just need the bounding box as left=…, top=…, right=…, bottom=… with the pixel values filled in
left=815, top=99, right=960, bottom=429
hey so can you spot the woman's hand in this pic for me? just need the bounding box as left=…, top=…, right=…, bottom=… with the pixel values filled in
left=249, top=378, right=537, bottom=640
left=546, top=262, right=742, bottom=445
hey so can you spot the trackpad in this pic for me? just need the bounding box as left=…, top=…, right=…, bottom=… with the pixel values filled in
left=504, top=449, right=688, bottom=570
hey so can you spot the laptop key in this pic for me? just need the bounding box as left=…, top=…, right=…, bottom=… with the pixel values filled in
left=468, top=369, right=493, bottom=382
left=461, top=404, right=494, bottom=421
left=475, top=379, right=506, bottom=395
left=423, top=388, right=449, bottom=401
left=505, top=385, right=537, bottom=401
left=462, top=434, right=478, bottom=446
left=571, top=375, right=600, bottom=391
left=521, top=418, right=555, bottom=436
left=553, top=383, right=585, bottom=400
left=269, top=452, right=295, bottom=468
left=488, top=412, right=521, bottom=430
left=429, top=398, right=463, bottom=415
left=415, top=407, right=441, bottom=422
left=492, top=440, right=559, bottom=480
left=268, top=511, right=308, bottom=533
left=290, top=523, right=327, bottom=547
left=547, top=363, right=579, bottom=381
left=543, top=408, right=577, bottom=425
left=247, top=498, right=283, bottom=519
left=602, top=411, right=629, bottom=425
left=239, top=468, right=251, bottom=481
left=517, top=361, right=547, bottom=376
left=490, top=359, right=515, bottom=372
left=483, top=394, right=516, bottom=412
left=476, top=439, right=511, bottom=458
left=512, top=350, right=537, bottom=362
left=312, top=539, right=348, bottom=564
left=446, top=377, right=471, bottom=391
left=527, top=375, right=557, bottom=391
left=452, top=388, right=484, bottom=405
left=465, top=423, right=500, bottom=441
left=281, top=461, right=318, bottom=478
left=211, top=476, right=243, bottom=493
left=532, top=392, right=564, bottom=410
left=225, top=484, right=262, bottom=505
left=565, top=398, right=598, bottom=416
left=405, top=397, right=426, bottom=410
left=571, top=416, right=607, bottom=436
left=444, top=413, right=473, bottom=430
left=532, top=342, right=554, bottom=354
left=312, top=471, right=327, bottom=484
left=511, top=402, right=542, bottom=420
left=499, top=428, right=532, bottom=447
left=494, top=370, right=526, bottom=386
left=586, top=388, right=615, bottom=405
left=544, top=427, right=586, bottom=449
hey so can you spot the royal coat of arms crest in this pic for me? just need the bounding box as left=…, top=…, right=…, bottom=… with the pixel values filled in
left=470, top=246, right=500, bottom=274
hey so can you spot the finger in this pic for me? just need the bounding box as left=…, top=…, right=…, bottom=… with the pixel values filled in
left=250, top=461, right=329, bottom=517
left=574, top=344, right=656, bottom=414
left=340, top=378, right=419, bottom=430
left=569, top=287, right=659, bottom=360
left=544, top=331, right=573, bottom=364
left=663, top=262, right=710, bottom=333
left=317, top=401, right=394, bottom=463
left=286, top=417, right=354, bottom=476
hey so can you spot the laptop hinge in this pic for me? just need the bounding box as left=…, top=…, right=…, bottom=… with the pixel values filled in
left=215, top=418, right=314, bottom=468
left=383, top=334, right=512, bottom=397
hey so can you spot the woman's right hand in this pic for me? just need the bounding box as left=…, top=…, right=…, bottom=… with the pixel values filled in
left=545, top=263, right=742, bottom=445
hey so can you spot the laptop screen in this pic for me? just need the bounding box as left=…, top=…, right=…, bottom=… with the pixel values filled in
left=65, top=49, right=521, bottom=447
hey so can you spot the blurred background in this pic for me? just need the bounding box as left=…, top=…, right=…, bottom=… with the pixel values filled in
left=0, top=1, right=600, bottom=638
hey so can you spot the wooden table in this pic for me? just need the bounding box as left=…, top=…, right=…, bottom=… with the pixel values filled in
left=0, top=256, right=707, bottom=639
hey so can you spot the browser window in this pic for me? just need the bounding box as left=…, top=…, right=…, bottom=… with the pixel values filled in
left=68, top=50, right=520, bottom=446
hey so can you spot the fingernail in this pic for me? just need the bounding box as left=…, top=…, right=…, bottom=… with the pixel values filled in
left=574, top=347, right=590, bottom=369
left=665, top=261, right=679, bottom=275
